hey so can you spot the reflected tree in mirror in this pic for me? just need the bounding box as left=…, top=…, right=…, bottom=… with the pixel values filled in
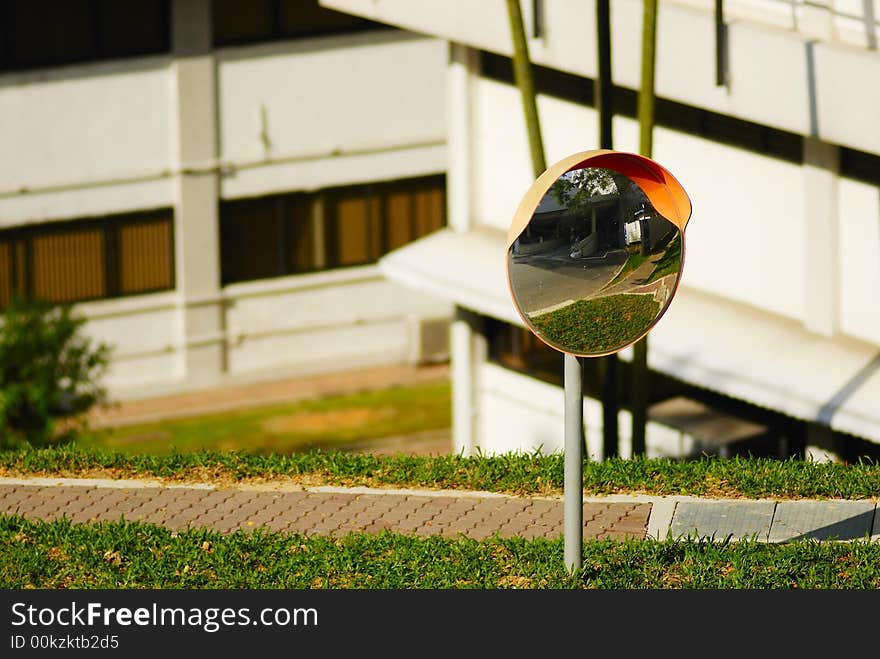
left=508, top=166, right=683, bottom=356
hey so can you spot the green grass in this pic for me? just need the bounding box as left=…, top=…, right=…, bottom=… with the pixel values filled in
left=605, top=250, right=649, bottom=288
left=77, top=380, right=451, bottom=454
left=3, top=447, right=880, bottom=499
left=531, top=294, right=662, bottom=354
left=3, top=515, right=879, bottom=589
left=646, top=232, right=682, bottom=283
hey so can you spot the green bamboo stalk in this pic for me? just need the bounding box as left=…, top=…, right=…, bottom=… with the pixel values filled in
left=506, top=0, right=546, bottom=177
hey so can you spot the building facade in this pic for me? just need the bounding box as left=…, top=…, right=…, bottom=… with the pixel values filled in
left=324, top=0, right=880, bottom=461
left=0, top=0, right=452, bottom=400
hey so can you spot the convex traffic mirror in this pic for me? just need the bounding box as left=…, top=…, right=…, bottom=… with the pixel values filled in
left=506, top=150, right=692, bottom=356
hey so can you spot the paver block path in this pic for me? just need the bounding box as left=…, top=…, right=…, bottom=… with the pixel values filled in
left=0, top=484, right=651, bottom=541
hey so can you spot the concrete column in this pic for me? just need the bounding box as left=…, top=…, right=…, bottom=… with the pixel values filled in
left=448, top=44, right=486, bottom=456
left=805, top=423, right=844, bottom=463
left=802, top=137, right=840, bottom=337
left=451, top=306, right=487, bottom=456
left=172, top=0, right=225, bottom=387
left=447, top=44, right=479, bottom=233
left=798, top=1, right=834, bottom=42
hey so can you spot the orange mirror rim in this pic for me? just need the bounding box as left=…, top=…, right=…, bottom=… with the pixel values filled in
left=506, top=149, right=692, bottom=251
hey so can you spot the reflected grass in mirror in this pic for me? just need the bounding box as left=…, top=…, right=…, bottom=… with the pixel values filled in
left=530, top=294, right=662, bottom=355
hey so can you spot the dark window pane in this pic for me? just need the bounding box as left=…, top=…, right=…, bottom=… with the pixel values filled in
left=220, top=196, right=283, bottom=283
left=841, top=147, right=880, bottom=184
left=97, top=0, right=169, bottom=59
left=278, top=0, right=383, bottom=39
left=219, top=175, right=445, bottom=283
left=212, top=0, right=273, bottom=46
left=487, top=319, right=562, bottom=386
left=10, top=0, right=96, bottom=69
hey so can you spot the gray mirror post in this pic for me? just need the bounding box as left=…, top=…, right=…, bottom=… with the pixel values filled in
left=506, top=150, right=691, bottom=577
left=564, top=353, right=584, bottom=573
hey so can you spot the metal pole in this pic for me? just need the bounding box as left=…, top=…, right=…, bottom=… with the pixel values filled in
left=506, top=0, right=583, bottom=574
left=564, top=353, right=583, bottom=573
left=715, top=0, right=727, bottom=87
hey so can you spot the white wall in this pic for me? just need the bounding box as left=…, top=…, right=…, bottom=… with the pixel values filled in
left=76, top=294, right=184, bottom=393
left=472, top=76, right=809, bottom=323
left=0, top=31, right=452, bottom=399
left=650, top=126, right=807, bottom=323
left=323, top=0, right=880, bottom=158
left=473, top=78, right=603, bottom=234
left=478, top=362, right=689, bottom=458
left=74, top=268, right=451, bottom=400
left=217, top=32, right=447, bottom=199
left=223, top=268, right=451, bottom=376
left=0, top=58, right=175, bottom=225
left=838, top=176, right=880, bottom=345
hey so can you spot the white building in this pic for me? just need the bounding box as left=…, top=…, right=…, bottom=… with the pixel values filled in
left=0, top=0, right=452, bottom=400
left=323, top=0, right=880, bottom=462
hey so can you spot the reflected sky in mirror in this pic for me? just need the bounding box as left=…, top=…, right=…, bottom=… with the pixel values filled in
left=508, top=166, right=683, bottom=356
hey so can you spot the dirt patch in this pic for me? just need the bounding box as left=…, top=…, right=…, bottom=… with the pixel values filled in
left=261, top=407, right=398, bottom=435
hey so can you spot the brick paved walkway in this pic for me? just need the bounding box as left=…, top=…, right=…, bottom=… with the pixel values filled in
left=0, top=481, right=651, bottom=541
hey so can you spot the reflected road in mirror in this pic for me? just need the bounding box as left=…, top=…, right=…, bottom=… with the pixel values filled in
left=508, top=166, right=683, bottom=356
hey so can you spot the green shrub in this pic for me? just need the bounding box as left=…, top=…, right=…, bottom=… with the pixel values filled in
left=0, top=299, right=111, bottom=449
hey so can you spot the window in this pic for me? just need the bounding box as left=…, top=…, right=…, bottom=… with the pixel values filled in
left=220, top=175, right=446, bottom=285
left=212, top=0, right=390, bottom=47
left=841, top=147, right=880, bottom=184
left=0, top=210, right=174, bottom=307
left=220, top=193, right=314, bottom=285
left=486, top=317, right=620, bottom=401
left=0, top=0, right=169, bottom=73
left=487, top=318, right=563, bottom=387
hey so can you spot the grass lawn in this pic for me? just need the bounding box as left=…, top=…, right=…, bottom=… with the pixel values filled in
left=3, top=514, right=880, bottom=589
left=4, top=449, right=880, bottom=589
left=75, top=380, right=451, bottom=455
left=3, top=447, right=880, bottom=500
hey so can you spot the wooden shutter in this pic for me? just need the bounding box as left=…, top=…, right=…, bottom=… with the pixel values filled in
left=384, top=189, right=414, bottom=251
left=332, top=191, right=380, bottom=267
left=119, top=213, right=173, bottom=294
left=284, top=194, right=315, bottom=273
left=0, top=239, right=11, bottom=307
left=32, top=225, right=105, bottom=303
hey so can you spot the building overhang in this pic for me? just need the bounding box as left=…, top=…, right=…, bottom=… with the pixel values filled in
left=380, top=226, right=880, bottom=445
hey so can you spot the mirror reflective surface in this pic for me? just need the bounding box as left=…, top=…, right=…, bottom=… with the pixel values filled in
left=507, top=165, right=683, bottom=356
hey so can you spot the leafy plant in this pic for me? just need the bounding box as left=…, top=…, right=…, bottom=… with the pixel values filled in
left=0, top=299, right=111, bottom=449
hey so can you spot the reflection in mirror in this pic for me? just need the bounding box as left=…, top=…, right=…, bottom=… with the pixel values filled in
left=507, top=166, right=683, bottom=356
